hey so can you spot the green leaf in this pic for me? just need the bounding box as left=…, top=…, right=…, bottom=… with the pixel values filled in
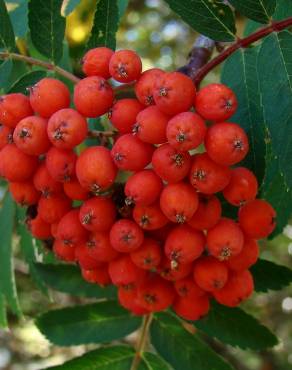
left=0, top=59, right=13, bottom=91
left=0, top=0, right=16, bottom=51
left=28, top=0, right=65, bottom=63
left=46, top=346, right=135, bottom=369
left=221, top=46, right=267, bottom=184
left=0, top=294, right=7, bottom=328
left=163, top=0, right=236, bottom=42
left=6, top=0, right=29, bottom=38
left=196, top=302, right=278, bottom=350
left=228, top=0, right=276, bottom=23
left=33, top=263, right=116, bottom=298
left=61, top=0, right=80, bottom=16
left=87, top=0, right=119, bottom=50
left=251, top=259, right=292, bottom=292
left=150, top=312, right=234, bottom=370
left=273, top=0, right=292, bottom=20
left=118, top=0, right=129, bottom=19
left=0, top=192, right=20, bottom=316
left=36, top=301, right=142, bottom=346
left=140, top=352, right=172, bottom=370
left=8, top=70, right=47, bottom=93
left=16, top=207, right=48, bottom=295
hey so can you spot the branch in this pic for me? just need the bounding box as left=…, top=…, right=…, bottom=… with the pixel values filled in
left=193, top=17, right=292, bottom=87
left=0, top=51, right=80, bottom=84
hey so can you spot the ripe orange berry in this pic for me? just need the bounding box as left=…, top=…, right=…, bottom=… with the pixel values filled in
left=57, top=209, right=88, bottom=246
left=159, top=258, right=193, bottom=281
left=28, top=214, right=52, bottom=240
left=109, top=255, right=146, bottom=286
left=130, top=238, right=162, bottom=270
left=238, top=199, right=276, bottom=239
left=9, top=181, right=40, bottom=206
left=29, top=78, right=70, bottom=118
left=174, top=277, right=205, bottom=299
left=0, top=125, right=13, bottom=149
left=63, top=177, right=90, bottom=201
left=38, top=194, right=72, bottom=224
left=188, top=195, right=221, bottom=230
left=53, top=239, right=76, bottom=262
left=82, top=47, right=114, bottom=79
left=173, top=294, right=210, bottom=321
left=46, top=147, right=77, bottom=182
left=133, top=203, right=169, bottom=230
left=33, top=163, right=63, bottom=197
left=118, top=284, right=149, bottom=315
left=193, top=256, right=228, bottom=292
left=109, top=49, right=142, bottom=83
left=75, top=242, right=102, bottom=270
left=109, top=98, right=143, bottom=134
left=135, top=68, right=165, bottom=106
left=82, top=266, right=111, bottom=286
left=110, top=219, right=144, bottom=253
left=86, top=231, right=119, bottom=262
left=47, top=108, right=88, bottom=149
left=73, top=76, right=114, bottom=118
left=0, top=93, right=33, bottom=128
left=226, top=237, right=259, bottom=271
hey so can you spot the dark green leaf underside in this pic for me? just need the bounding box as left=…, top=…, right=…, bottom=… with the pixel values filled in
left=8, top=70, right=47, bottom=94
left=61, top=0, right=80, bottom=16
left=228, top=0, right=276, bottom=23
left=0, top=0, right=16, bottom=51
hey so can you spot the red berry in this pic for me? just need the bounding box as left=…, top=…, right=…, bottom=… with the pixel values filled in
left=152, top=143, right=191, bottom=183
left=38, top=194, right=72, bottom=224
left=165, top=225, right=205, bottom=265
left=82, top=47, right=114, bottom=79
left=193, top=256, right=228, bottom=292
left=9, top=181, right=40, bottom=206
left=213, top=270, right=254, bottom=307
left=109, top=99, right=143, bottom=134
left=0, top=125, right=14, bottom=149
left=166, top=112, right=206, bottom=152
left=223, top=167, right=258, bottom=206
left=133, top=203, right=169, bottom=230
left=13, top=116, right=50, bottom=155
left=76, top=146, right=117, bottom=194
left=174, top=277, right=205, bottom=299
left=135, top=68, right=165, bottom=106
left=28, top=214, right=52, bottom=240
left=75, top=242, right=102, bottom=270
left=118, top=284, right=149, bottom=315
left=47, top=108, right=88, bottom=149
left=110, top=219, right=144, bottom=253
left=159, top=258, right=193, bottom=281
left=207, top=218, right=244, bottom=260
left=188, top=195, right=221, bottom=230
left=173, top=294, right=210, bottom=321
left=195, top=83, right=238, bottom=122
left=160, top=182, right=198, bottom=223
left=0, top=144, right=38, bottom=182
left=189, top=153, right=231, bottom=194
left=30, top=78, right=70, bottom=118
left=226, top=237, right=259, bottom=271
left=108, top=255, right=146, bottom=286
left=63, top=178, right=90, bottom=201
left=33, top=163, right=63, bottom=197
left=125, top=170, right=163, bottom=206
left=134, top=106, right=168, bottom=144
left=153, top=72, right=196, bottom=115
left=130, top=238, right=162, bottom=270
left=205, top=122, right=249, bottom=166
left=73, top=76, right=114, bottom=118
left=0, top=93, right=33, bottom=128
left=53, top=239, right=76, bottom=261
left=46, top=147, right=77, bottom=182
left=137, top=276, right=175, bottom=312
left=82, top=266, right=111, bottom=286
left=86, top=231, right=119, bottom=262
left=109, top=49, right=142, bottom=83
left=238, top=199, right=276, bottom=239
left=79, top=196, right=116, bottom=232
left=57, top=209, right=88, bottom=246
left=111, top=134, right=153, bottom=171
left=51, top=223, right=58, bottom=238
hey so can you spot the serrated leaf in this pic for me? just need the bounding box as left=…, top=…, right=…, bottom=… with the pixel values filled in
left=150, top=312, right=234, bottom=370
left=61, top=0, right=80, bottom=16
left=16, top=207, right=48, bottom=295
left=28, top=0, right=65, bottom=63
left=0, top=0, right=15, bottom=51
left=33, top=263, right=116, bottom=298
left=228, top=0, right=276, bottom=23
left=8, top=70, right=47, bottom=94
left=0, top=293, right=7, bottom=328
left=251, top=259, right=292, bottom=292
left=6, top=0, right=29, bottom=38
left=0, top=193, right=20, bottom=316
left=0, top=59, right=13, bottom=91
left=141, top=352, right=172, bottom=370
left=196, top=302, right=278, bottom=350
left=163, top=0, right=236, bottom=42
left=36, top=301, right=142, bottom=346
left=221, top=46, right=267, bottom=184
left=46, top=346, right=135, bottom=370
left=87, top=0, right=119, bottom=50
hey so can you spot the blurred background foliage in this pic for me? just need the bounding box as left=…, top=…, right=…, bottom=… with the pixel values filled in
left=0, top=0, right=291, bottom=369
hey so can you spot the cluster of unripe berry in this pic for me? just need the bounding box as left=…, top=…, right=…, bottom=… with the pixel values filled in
left=0, top=47, right=276, bottom=320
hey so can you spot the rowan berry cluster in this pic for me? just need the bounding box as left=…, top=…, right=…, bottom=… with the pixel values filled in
left=0, top=47, right=276, bottom=321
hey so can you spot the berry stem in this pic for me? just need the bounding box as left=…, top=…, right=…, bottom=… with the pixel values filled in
left=0, top=51, right=80, bottom=84
left=87, top=129, right=117, bottom=138
left=193, top=17, right=292, bottom=87
left=130, top=313, right=153, bottom=370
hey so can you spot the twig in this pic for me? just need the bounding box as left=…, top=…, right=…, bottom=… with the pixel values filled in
left=87, top=130, right=117, bottom=138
